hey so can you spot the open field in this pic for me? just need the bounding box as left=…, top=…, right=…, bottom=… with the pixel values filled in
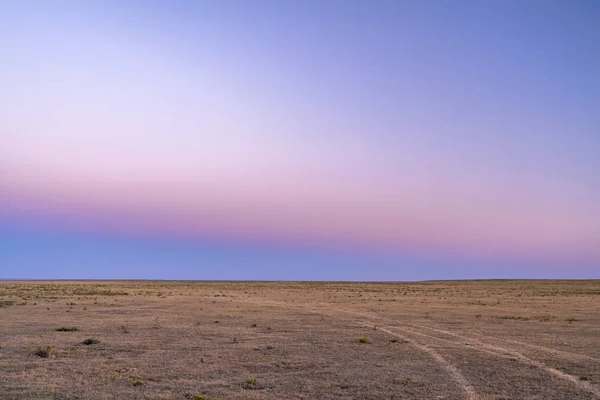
left=0, top=280, right=599, bottom=399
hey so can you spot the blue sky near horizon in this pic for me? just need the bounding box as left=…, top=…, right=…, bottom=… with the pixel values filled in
left=1, top=0, right=599, bottom=280
left=2, top=223, right=593, bottom=281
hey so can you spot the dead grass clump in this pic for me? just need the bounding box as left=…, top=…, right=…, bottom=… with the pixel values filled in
left=32, top=345, right=53, bottom=358
left=537, top=315, right=556, bottom=322
left=132, top=378, right=143, bottom=386
left=72, top=289, right=129, bottom=296
left=496, top=316, right=530, bottom=321
left=496, top=315, right=557, bottom=322
left=0, top=300, right=15, bottom=308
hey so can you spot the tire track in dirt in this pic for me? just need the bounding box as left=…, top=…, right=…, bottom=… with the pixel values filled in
left=405, top=321, right=600, bottom=364
left=334, top=309, right=600, bottom=399
left=352, top=320, right=480, bottom=400
left=244, top=300, right=480, bottom=400
left=239, top=299, right=600, bottom=398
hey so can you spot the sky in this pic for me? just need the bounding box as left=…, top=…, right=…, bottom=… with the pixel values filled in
left=1, top=0, right=599, bottom=280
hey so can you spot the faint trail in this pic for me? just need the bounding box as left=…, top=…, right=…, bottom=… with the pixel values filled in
left=335, top=309, right=600, bottom=399
left=405, top=321, right=600, bottom=364
left=237, top=299, right=600, bottom=398
left=353, top=321, right=479, bottom=400
left=282, top=304, right=480, bottom=400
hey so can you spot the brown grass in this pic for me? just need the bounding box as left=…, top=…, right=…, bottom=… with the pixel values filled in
left=0, top=280, right=599, bottom=399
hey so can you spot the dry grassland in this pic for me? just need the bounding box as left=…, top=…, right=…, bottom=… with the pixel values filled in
left=0, top=280, right=599, bottom=399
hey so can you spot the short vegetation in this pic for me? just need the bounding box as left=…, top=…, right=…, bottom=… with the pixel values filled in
left=32, top=345, right=53, bottom=358
left=0, top=300, right=15, bottom=308
left=190, top=394, right=211, bottom=400
left=55, top=326, right=79, bottom=332
left=243, top=377, right=261, bottom=389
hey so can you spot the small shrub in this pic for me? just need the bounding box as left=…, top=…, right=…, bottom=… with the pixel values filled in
left=357, top=337, right=371, bottom=344
left=496, top=316, right=530, bottom=321
left=82, top=338, right=100, bottom=345
left=132, top=378, right=143, bottom=386
left=55, top=327, right=79, bottom=332
left=242, top=376, right=262, bottom=390
left=246, top=377, right=259, bottom=386
left=190, top=394, right=211, bottom=400
left=0, top=300, right=15, bottom=308
left=33, top=345, right=53, bottom=358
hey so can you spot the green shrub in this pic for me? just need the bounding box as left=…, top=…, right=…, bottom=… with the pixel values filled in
left=82, top=338, right=100, bottom=345
left=55, top=327, right=79, bottom=332
left=245, top=377, right=259, bottom=386
left=190, top=394, right=211, bottom=400
left=357, top=337, right=371, bottom=344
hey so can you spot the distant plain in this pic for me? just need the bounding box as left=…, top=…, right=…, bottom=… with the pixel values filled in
left=1, top=280, right=599, bottom=399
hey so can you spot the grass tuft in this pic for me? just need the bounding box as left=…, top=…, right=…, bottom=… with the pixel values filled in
left=245, top=377, right=259, bottom=386
left=190, top=394, right=211, bottom=400
left=32, top=345, right=53, bottom=358
left=357, top=337, right=371, bottom=344
left=55, top=326, right=79, bottom=332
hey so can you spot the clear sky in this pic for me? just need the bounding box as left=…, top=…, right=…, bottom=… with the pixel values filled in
left=1, top=0, right=599, bottom=280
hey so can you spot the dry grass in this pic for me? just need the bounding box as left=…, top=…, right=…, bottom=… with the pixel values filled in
left=0, top=280, right=599, bottom=399
left=55, top=327, right=80, bottom=332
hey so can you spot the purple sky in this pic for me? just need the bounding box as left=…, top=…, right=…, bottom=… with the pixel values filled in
left=1, top=0, right=599, bottom=280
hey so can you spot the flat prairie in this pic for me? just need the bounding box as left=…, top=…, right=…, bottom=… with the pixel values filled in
left=0, top=280, right=599, bottom=399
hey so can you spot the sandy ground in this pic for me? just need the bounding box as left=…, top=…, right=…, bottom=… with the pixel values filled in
left=0, top=280, right=599, bottom=399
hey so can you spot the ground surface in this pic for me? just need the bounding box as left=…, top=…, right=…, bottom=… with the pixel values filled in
left=0, top=280, right=599, bottom=399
